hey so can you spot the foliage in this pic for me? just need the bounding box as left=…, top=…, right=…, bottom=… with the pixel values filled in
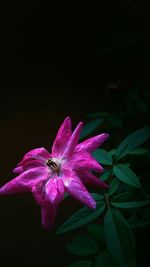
left=56, top=102, right=150, bottom=267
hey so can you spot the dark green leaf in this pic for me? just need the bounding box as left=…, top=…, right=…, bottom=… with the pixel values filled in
left=93, top=193, right=105, bottom=201
left=69, top=260, right=92, bottom=267
left=93, top=149, right=112, bottom=165
left=111, top=200, right=150, bottom=209
left=90, top=193, right=105, bottom=201
left=129, top=148, right=149, bottom=155
left=64, top=192, right=103, bottom=201
left=113, top=164, right=141, bottom=188
left=87, top=223, right=104, bottom=242
left=124, top=163, right=130, bottom=168
left=104, top=208, right=136, bottom=267
left=67, top=234, right=99, bottom=256
left=109, top=149, right=116, bottom=157
left=95, top=251, right=115, bottom=267
left=115, top=125, right=150, bottom=160
left=100, top=170, right=111, bottom=181
left=80, top=118, right=104, bottom=139
left=109, top=179, right=120, bottom=196
left=111, top=192, right=135, bottom=202
left=56, top=201, right=105, bottom=234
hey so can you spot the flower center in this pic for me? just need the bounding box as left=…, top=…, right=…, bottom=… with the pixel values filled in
left=45, top=157, right=60, bottom=174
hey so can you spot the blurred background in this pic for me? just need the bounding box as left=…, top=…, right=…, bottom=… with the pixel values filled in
left=0, top=0, right=150, bottom=266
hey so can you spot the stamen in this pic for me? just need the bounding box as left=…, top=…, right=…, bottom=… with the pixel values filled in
left=45, top=158, right=60, bottom=173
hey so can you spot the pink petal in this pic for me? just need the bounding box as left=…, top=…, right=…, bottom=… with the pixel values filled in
left=70, top=151, right=103, bottom=173
left=13, top=159, right=45, bottom=174
left=45, top=177, right=64, bottom=205
left=77, top=170, right=109, bottom=190
left=63, top=122, right=83, bottom=158
left=32, top=180, right=47, bottom=205
left=52, top=116, right=72, bottom=157
left=41, top=202, right=58, bottom=230
left=18, top=147, right=51, bottom=166
left=76, top=133, right=109, bottom=153
left=62, top=169, right=96, bottom=209
left=0, top=167, right=49, bottom=195
left=13, top=166, right=23, bottom=174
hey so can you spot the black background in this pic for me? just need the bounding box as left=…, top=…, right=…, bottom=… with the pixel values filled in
left=0, top=1, right=150, bottom=266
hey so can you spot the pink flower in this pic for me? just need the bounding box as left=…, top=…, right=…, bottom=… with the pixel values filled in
left=0, top=117, right=109, bottom=230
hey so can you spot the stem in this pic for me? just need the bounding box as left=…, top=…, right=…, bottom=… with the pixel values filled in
left=108, top=168, right=113, bottom=184
left=105, top=193, right=110, bottom=209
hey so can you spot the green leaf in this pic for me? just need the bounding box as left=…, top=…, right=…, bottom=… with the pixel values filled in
left=95, top=251, right=115, bottom=267
left=104, top=208, right=136, bottom=267
left=92, top=193, right=105, bottom=201
left=109, top=149, right=116, bottom=157
left=115, top=125, right=150, bottom=160
left=69, top=260, right=92, bottom=267
left=80, top=118, right=104, bottom=139
left=93, top=149, right=112, bottom=165
left=90, top=193, right=105, bottom=201
left=67, top=234, right=99, bottom=256
left=111, top=200, right=150, bottom=209
left=64, top=192, right=102, bottom=202
left=100, top=170, right=111, bottom=181
left=113, top=164, right=141, bottom=188
left=56, top=201, right=105, bottom=234
left=87, top=223, right=104, bottom=242
left=129, top=148, right=149, bottom=155
left=124, top=163, right=130, bottom=168
left=108, top=179, right=120, bottom=196
left=111, top=192, right=135, bottom=202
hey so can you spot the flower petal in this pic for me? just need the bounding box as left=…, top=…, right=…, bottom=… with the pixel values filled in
left=0, top=167, right=49, bottom=195
left=13, top=166, right=23, bottom=174
left=18, top=147, right=51, bottom=166
left=63, top=122, right=83, bottom=158
left=32, top=180, right=47, bottom=205
left=62, top=169, right=96, bottom=209
left=32, top=177, right=60, bottom=230
left=70, top=151, right=103, bottom=173
left=41, top=202, right=58, bottom=230
left=45, top=177, right=64, bottom=205
left=77, top=170, right=109, bottom=190
left=13, top=159, right=45, bottom=174
left=76, top=133, right=109, bottom=153
left=52, top=116, right=72, bottom=157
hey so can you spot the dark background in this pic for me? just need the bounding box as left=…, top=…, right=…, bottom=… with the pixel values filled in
left=0, top=1, right=150, bottom=266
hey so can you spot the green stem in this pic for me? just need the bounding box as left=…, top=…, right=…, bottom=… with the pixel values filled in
left=105, top=193, right=110, bottom=209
